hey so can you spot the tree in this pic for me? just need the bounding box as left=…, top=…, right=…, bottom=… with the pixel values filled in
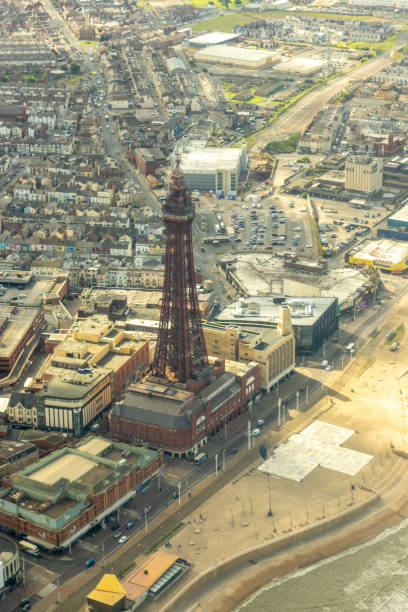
left=61, top=64, right=68, bottom=71
left=235, top=0, right=242, bottom=4
left=70, top=63, right=80, bottom=74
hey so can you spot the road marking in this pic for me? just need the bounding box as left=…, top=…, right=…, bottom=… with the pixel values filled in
left=37, top=583, right=58, bottom=598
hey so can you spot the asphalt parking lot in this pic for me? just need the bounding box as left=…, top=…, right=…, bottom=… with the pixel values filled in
left=196, top=192, right=316, bottom=256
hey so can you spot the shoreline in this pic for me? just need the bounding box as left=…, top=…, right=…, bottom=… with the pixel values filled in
left=161, top=457, right=408, bottom=612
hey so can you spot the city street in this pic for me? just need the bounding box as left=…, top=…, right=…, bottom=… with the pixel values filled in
left=3, top=4, right=408, bottom=611
left=252, top=29, right=408, bottom=152
left=6, top=269, right=404, bottom=610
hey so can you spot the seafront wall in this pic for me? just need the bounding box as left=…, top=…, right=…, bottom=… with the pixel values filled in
left=162, top=491, right=381, bottom=612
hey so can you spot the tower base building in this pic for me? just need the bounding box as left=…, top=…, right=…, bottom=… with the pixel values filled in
left=109, top=358, right=260, bottom=457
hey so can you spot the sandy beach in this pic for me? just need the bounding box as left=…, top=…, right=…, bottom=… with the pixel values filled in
left=35, top=283, right=408, bottom=612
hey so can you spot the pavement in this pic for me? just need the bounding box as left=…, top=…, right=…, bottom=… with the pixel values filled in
left=152, top=283, right=408, bottom=612
left=21, top=274, right=408, bottom=612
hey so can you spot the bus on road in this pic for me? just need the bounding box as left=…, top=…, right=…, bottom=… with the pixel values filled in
left=19, top=540, right=40, bottom=557
left=194, top=452, right=208, bottom=465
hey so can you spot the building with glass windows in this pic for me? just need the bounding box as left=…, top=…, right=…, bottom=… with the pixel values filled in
left=216, top=296, right=338, bottom=356
left=176, top=143, right=247, bottom=196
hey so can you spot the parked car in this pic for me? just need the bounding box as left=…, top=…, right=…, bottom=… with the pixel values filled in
left=252, top=428, right=261, bottom=437
left=257, top=419, right=264, bottom=426
left=118, top=536, right=128, bottom=544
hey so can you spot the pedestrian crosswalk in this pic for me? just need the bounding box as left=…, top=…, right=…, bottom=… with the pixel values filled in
left=37, top=582, right=58, bottom=598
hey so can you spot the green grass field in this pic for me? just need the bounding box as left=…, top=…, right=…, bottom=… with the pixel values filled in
left=267, top=131, right=300, bottom=154
left=190, top=0, right=249, bottom=8
left=192, top=9, right=399, bottom=33
left=247, top=95, right=264, bottom=104
left=335, top=28, right=407, bottom=53
left=53, top=74, right=83, bottom=86
left=23, top=72, right=41, bottom=82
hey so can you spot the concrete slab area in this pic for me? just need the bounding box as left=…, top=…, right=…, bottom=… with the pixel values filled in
left=259, top=421, right=372, bottom=481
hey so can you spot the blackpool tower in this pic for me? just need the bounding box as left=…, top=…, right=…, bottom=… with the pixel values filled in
left=152, top=162, right=210, bottom=384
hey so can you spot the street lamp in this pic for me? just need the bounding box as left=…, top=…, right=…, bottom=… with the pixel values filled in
left=259, top=445, right=273, bottom=517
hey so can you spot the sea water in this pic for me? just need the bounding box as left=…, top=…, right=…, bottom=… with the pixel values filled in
left=238, top=518, right=408, bottom=612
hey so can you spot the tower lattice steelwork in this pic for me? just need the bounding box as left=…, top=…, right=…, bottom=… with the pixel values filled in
left=152, top=163, right=210, bottom=383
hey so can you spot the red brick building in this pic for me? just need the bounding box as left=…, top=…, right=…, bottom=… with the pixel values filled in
left=0, top=437, right=163, bottom=550
left=109, top=360, right=261, bottom=457
left=134, top=148, right=156, bottom=177
left=0, top=307, right=43, bottom=375
left=43, top=275, right=68, bottom=305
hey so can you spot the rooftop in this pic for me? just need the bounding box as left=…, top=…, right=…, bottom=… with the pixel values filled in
left=195, top=45, right=280, bottom=64
left=121, top=551, right=180, bottom=601
left=350, top=239, right=408, bottom=265
left=274, top=56, right=327, bottom=74
left=114, top=379, right=203, bottom=430
left=0, top=306, right=42, bottom=359
left=1, top=438, right=159, bottom=531
left=180, top=145, right=244, bottom=173
left=388, top=204, right=408, bottom=225
left=224, top=254, right=370, bottom=305
left=189, top=31, right=239, bottom=46
left=87, top=574, right=126, bottom=608
left=217, top=296, right=336, bottom=327
left=41, top=367, right=110, bottom=401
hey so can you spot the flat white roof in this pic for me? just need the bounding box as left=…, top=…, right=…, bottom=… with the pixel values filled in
left=275, top=57, right=327, bottom=74
left=195, top=45, right=280, bottom=63
left=353, top=239, right=408, bottom=265
left=78, top=438, right=111, bottom=456
left=389, top=204, right=408, bottom=223
left=189, top=31, right=238, bottom=46
left=181, top=146, right=243, bottom=173
left=30, top=453, right=95, bottom=485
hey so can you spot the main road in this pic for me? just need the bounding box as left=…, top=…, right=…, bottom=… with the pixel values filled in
left=252, top=31, right=408, bottom=152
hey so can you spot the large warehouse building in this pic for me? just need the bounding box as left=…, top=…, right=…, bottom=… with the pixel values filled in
left=348, top=239, right=408, bottom=273
left=274, top=57, right=327, bottom=76
left=387, top=204, right=408, bottom=230
left=378, top=204, right=408, bottom=242
left=189, top=31, right=239, bottom=47
left=177, top=143, right=247, bottom=195
left=194, top=45, right=281, bottom=69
